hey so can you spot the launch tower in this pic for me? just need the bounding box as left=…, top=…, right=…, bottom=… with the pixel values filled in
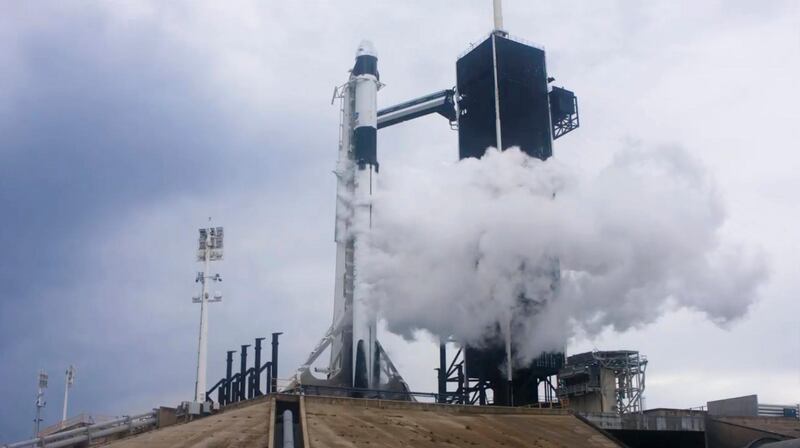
left=293, top=0, right=580, bottom=405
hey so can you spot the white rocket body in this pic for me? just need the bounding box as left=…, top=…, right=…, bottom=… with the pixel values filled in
left=329, top=40, right=380, bottom=389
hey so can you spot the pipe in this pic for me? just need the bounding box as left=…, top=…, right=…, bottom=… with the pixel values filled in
left=493, top=0, right=504, bottom=31
left=230, top=373, right=240, bottom=403
left=240, top=345, right=250, bottom=401
left=491, top=34, right=503, bottom=152
left=504, top=316, right=513, bottom=406
left=457, top=364, right=466, bottom=404
left=254, top=337, right=266, bottom=396
left=265, top=362, right=273, bottom=395
left=225, top=350, right=235, bottom=404
left=5, top=413, right=155, bottom=448
left=247, top=368, right=254, bottom=399
left=271, top=333, right=282, bottom=393
left=437, top=342, right=446, bottom=403
left=282, top=409, right=294, bottom=448
left=205, top=378, right=224, bottom=405
left=46, top=416, right=155, bottom=448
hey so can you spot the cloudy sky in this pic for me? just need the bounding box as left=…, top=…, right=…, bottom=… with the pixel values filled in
left=1, top=0, right=799, bottom=442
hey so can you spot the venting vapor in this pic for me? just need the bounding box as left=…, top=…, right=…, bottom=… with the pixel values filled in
left=356, top=146, right=767, bottom=365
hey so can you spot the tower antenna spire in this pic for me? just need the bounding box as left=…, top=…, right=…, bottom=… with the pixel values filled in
left=493, top=0, right=504, bottom=32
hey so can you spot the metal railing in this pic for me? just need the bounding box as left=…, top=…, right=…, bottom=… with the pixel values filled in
left=3, top=412, right=156, bottom=448
left=36, top=414, right=114, bottom=438
left=294, top=384, right=439, bottom=403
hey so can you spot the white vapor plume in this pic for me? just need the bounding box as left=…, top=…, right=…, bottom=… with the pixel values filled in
left=356, top=146, right=767, bottom=365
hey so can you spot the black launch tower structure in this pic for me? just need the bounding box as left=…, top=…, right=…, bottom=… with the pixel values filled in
left=375, top=29, right=579, bottom=407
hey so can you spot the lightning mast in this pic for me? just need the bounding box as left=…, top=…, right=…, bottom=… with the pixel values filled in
left=33, top=370, right=48, bottom=437
left=61, top=365, right=75, bottom=422
left=193, top=225, right=224, bottom=403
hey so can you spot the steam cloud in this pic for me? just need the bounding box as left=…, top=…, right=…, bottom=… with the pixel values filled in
left=355, top=146, right=766, bottom=364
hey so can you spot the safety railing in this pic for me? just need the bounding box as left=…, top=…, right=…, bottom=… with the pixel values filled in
left=3, top=412, right=156, bottom=448
left=294, top=384, right=439, bottom=403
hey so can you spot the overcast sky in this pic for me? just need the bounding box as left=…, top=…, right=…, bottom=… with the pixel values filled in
left=1, top=0, right=799, bottom=442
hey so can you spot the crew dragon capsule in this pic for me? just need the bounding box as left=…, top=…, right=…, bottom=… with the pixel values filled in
left=351, top=40, right=379, bottom=172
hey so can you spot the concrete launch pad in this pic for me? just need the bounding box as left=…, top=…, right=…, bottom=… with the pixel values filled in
left=100, top=395, right=622, bottom=447
left=302, top=396, right=620, bottom=447
left=103, top=397, right=271, bottom=448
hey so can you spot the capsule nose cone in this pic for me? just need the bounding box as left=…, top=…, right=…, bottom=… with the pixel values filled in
left=356, top=40, right=377, bottom=59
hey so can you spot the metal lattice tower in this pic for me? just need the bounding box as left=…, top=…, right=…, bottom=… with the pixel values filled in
left=592, top=351, right=648, bottom=414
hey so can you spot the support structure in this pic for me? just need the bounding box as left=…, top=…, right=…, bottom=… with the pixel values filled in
left=377, top=90, right=456, bottom=129
left=192, top=225, right=224, bottom=403
left=271, top=332, right=282, bottom=393
left=206, top=334, right=281, bottom=406
left=558, top=350, right=648, bottom=414
left=438, top=343, right=563, bottom=407
left=239, top=345, right=250, bottom=402
left=225, top=350, right=235, bottom=403
left=254, top=337, right=266, bottom=396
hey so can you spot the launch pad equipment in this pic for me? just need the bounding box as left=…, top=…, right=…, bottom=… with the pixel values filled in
left=203, top=333, right=283, bottom=407
left=558, top=350, right=648, bottom=414
left=295, top=0, right=580, bottom=404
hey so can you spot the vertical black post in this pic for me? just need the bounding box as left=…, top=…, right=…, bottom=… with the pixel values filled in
left=372, top=343, right=381, bottom=391
left=248, top=370, right=255, bottom=400
left=271, top=332, right=282, bottom=393
left=240, top=344, right=250, bottom=401
left=254, top=337, right=266, bottom=396
left=225, top=350, right=235, bottom=405
left=456, top=364, right=466, bottom=404
left=265, top=361, right=273, bottom=395
left=231, top=375, right=239, bottom=403
left=478, top=375, right=487, bottom=406
left=437, top=343, right=447, bottom=403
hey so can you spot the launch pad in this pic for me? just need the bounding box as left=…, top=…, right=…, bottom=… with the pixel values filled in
left=291, top=4, right=580, bottom=408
